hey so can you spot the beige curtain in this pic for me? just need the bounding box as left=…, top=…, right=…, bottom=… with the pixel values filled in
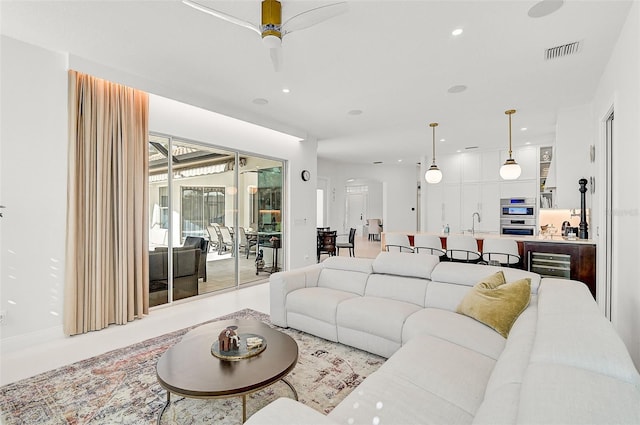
left=64, top=70, right=149, bottom=336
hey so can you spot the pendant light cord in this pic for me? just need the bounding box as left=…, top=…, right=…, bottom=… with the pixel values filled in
left=430, top=122, right=438, bottom=165
left=505, top=109, right=516, bottom=159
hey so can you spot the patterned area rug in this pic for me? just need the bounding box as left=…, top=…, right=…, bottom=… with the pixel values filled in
left=0, top=309, right=385, bottom=424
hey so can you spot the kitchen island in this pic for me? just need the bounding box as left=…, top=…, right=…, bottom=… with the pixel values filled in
left=381, top=232, right=597, bottom=299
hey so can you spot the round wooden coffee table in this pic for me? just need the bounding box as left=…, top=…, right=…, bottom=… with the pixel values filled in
left=156, top=319, right=298, bottom=424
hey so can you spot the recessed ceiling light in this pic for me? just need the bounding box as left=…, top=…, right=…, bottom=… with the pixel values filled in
left=348, top=109, right=363, bottom=116
left=528, top=0, right=564, bottom=18
left=252, top=98, right=269, bottom=105
left=439, top=138, right=446, bottom=142
left=456, top=150, right=462, bottom=153
left=447, top=85, right=467, bottom=94
left=525, top=142, right=531, bottom=145
left=282, top=88, right=290, bottom=94
left=398, top=159, right=403, bottom=163
left=521, top=127, right=528, bottom=131
left=452, top=28, right=463, bottom=36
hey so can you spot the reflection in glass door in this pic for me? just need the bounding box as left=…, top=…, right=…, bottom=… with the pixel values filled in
left=147, top=133, right=284, bottom=307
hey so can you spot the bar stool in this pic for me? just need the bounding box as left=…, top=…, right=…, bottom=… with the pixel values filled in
left=413, top=234, right=446, bottom=256
left=385, top=233, right=414, bottom=253
left=446, top=235, right=481, bottom=263
left=481, top=238, right=521, bottom=267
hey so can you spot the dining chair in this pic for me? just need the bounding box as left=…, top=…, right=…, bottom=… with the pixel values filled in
left=336, top=228, right=357, bottom=257
left=317, top=230, right=337, bottom=262
left=367, top=219, right=382, bottom=241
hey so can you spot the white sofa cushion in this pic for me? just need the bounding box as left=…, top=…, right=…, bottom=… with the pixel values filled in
left=431, top=262, right=541, bottom=293
left=372, top=251, right=439, bottom=279
left=328, top=369, right=475, bottom=425
left=287, top=287, right=359, bottom=341
left=517, top=363, right=640, bottom=425
left=532, top=280, right=640, bottom=385
left=330, top=330, right=494, bottom=424
left=402, top=308, right=506, bottom=360
left=425, top=281, right=473, bottom=311
left=318, top=268, right=370, bottom=295
left=270, top=266, right=319, bottom=326
left=474, top=299, right=538, bottom=425
left=364, top=274, right=429, bottom=306
left=337, top=296, right=422, bottom=357
left=322, top=256, right=374, bottom=273
left=247, top=397, right=339, bottom=425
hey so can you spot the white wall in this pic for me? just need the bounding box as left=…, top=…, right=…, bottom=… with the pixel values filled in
left=592, top=2, right=640, bottom=369
left=0, top=36, right=68, bottom=341
left=318, top=159, right=418, bottom=234
left=0, top=36, right=318, bottom=349
left=554, top=104, right=595, bottom=209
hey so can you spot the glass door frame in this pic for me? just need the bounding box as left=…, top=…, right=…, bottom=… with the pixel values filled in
left=149, top=131, right=287, bottom=303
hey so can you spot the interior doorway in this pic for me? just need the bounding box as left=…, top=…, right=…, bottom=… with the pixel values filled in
left=345, top=191, right=367, bottom=235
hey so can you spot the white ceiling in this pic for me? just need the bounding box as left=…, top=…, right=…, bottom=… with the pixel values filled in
left=1, top=0, right=632, bottom=165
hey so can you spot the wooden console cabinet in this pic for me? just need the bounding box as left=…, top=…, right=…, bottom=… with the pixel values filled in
left=523, top=241, right=596, bottom=299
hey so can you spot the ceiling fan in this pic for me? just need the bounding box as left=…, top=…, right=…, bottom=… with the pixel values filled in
left=183, top=0, right=348, bottom=71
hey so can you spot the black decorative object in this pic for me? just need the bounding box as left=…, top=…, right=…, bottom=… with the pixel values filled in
left=578, top=178, right=588, bottom=239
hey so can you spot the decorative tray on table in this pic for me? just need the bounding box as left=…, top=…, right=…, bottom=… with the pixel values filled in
left=211, top=332, right=267, bottom=361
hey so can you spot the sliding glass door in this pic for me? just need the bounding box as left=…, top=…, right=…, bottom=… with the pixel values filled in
left=147, top=133, right=284, bottom=307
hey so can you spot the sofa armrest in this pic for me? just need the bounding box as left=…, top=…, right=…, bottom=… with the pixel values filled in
left=245, top=398, right=339, bottom=425
left=270, top=264, right=322, bottom=327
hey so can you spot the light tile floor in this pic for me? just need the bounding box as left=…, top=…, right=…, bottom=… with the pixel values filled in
left=0, top=236, right=382, bottom=386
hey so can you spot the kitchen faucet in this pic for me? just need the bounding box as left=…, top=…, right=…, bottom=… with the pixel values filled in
left=471, top=212, right=481, bottom=235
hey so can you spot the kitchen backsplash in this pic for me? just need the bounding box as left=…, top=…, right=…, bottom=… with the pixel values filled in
left=539, top=208, right=590, bottom=235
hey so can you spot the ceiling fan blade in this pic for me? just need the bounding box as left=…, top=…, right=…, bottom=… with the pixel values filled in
left=282, top=2, right=348, bottom=35
left=182, top=0, right=261, bottom=35
left=270, top=47, right=283, bottom=72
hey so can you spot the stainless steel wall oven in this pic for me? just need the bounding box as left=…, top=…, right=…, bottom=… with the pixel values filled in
left=500, top=197, right=537, bottom=236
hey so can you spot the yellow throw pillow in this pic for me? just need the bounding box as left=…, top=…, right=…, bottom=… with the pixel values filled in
left=477, top=271, right=506, bottom=289
left=456, top=275, right=531, bottom=338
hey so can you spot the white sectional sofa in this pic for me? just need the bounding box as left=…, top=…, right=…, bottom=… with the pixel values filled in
left=247, top=252, right=640, bottom=425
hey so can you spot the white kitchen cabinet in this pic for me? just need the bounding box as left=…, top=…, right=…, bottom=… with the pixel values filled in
left=425, top=183, right=461, bottom=233
left=425, top=183, right=444, bottom=233
left=462, top=184, right=481, bottom=232
left=481, top=182, right=500, bottom=232
left=462, top=182, right=500, bottom=233
left=516, top=146, right=537, bottom=180
left=500, top=180, right=538, bottom=199
left=481, top=151, right=500, bottom=181
left=443, top=184, right=461, bottom=232
left=422, top=146, right=544, bottom=234
left=461, top=152, right=481, bottom=182
left=439, top=154, right=462, bottom=184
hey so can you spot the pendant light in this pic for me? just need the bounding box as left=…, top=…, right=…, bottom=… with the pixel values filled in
left=500, top=109, right=522, bottom=180
left=425, top=122, right=443, bottom=184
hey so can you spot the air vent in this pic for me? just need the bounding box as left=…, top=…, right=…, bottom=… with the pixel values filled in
left=465, top=146, right=479, bottom=150
left=545, top=41, right=582, bottom=60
